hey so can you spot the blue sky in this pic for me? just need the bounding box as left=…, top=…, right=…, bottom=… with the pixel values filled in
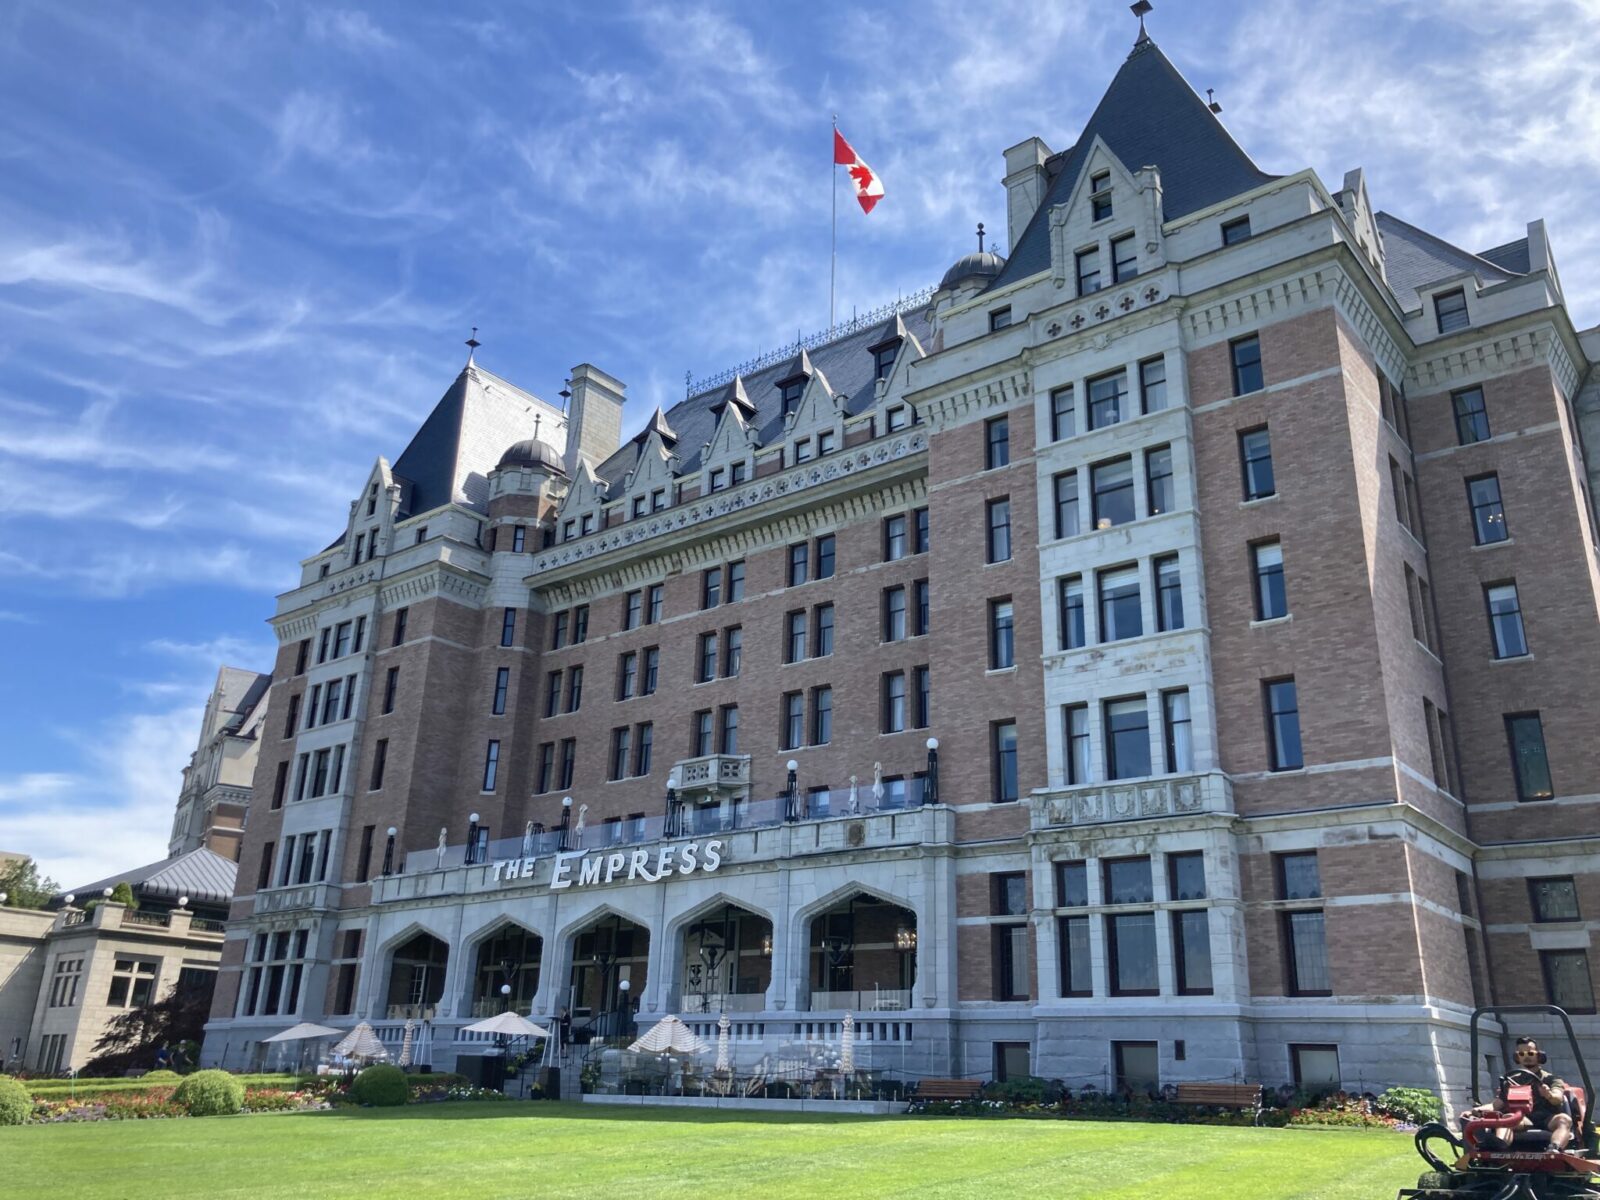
left=2, top=0, right=1598, bottom=886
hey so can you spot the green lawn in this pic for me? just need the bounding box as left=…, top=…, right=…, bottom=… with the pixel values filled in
left=5, top=1101, right=1419, bottom=1199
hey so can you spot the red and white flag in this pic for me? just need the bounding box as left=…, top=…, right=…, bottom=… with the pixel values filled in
left=834, top=129, right=884, bottom=214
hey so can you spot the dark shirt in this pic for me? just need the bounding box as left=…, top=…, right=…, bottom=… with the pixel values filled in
left=1502, top=1069, right=1567, bottom=1122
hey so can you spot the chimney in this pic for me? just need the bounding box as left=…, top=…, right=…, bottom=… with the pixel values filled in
left=564, top=364, right=626, bottom=474
left=1003, top=137, right=1052, bottom=254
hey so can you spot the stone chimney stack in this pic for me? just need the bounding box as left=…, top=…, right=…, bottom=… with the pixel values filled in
left=1003, top=137, right=1052, bottom=253
left=564, top=364, right=626, bottom=474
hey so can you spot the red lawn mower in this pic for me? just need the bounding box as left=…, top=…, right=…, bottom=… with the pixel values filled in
left=1400, top=1005, right=1599, bottom=1199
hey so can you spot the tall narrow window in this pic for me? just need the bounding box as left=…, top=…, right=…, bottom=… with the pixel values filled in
left=1105, top=698, right=1151, bottom=781
left=382, top=668, right=398, bottom=715
left=914, top=506, right=930, bottom=554
left=1239, top=428, right=1275, bottom=500
left=727, top=560, right=745, bottom=601
left=635, top=723, right=653, bottom=776
left=1467, top=475, right=1509, bottom=544
left=786, top=610, right=808, bottom=662
left=883, top=514, right=908, bottom=561
left=1253, top=541, right=1287, bottom=620
left=369, top=739, right=388, bottom=790
left=812, top=686, right=833, bottom=745
left=1058, top=575, right=1085, bottom=651
left=1075, top=246, right=1101, bottom=295
left=882, top=588, right=907, bottom=642
left=566, top=665, right=583, bottom=711
left=617, top=651, right=638, bottom=700
left=1098, top=566, right=1142, bottom=642
left=1140, top=356, right=1168, bottom=412
left=559, top=739, right=576, bottom=789
left=1453, top=387, right=1490, bottom=444
left=1506, top=713, right=1553, bottom=801
left=536, top=744, right=554, bottom=794
left=501, top=607, right=517, bottom=648
left=1486, top=583, right=1528, bottom=658
left=1090, top=172, right=1113, bottom=220
left=1231, top=334, right=1263, bottom=395
left=783, top=692, right=804, bottom=750
left=985, top=416, right=1010, bottom=469
left=1265, top=678, right=1303, bottom=770
left=623, top=590, right=642, bottom=631
left=721, top=630, right=740, bottom=679
left=271, top=760, right=289, bottom=809
left=814, top=603, right=835, bottom=655
left=1154, top=555, right=1183, bottom=632
left=882, top=672, right=907, bottom=734
left=992, top=721, right=1019, bottom=802
left=512, top=525, right=526, bottom=553
left=1145, top=446, right=1174, bottom=515
left=1174, top=909, right=1213, bottom=995
left=1065, top=704, right=1090, bottom=784
left=913, top=582, right=929, bottom=636
left=788, top=543, right=809, bottom=587
left=1054, top=471, right=1080, bottom=539
left=989, top=598, right=1015, bottom=669
left=551, top=611, right=568, bottom=649
left=391, top=610, right=407, bottom=647
left=609, top=728, right=631, bottom=781
left=646, top=583, right=664, bottom=624
left=491, top=667, right=510, bottom=714
left=702, top=566, right=722, bottom=609
left=1163, top=690, right=1193, bottom=773
left=1091, top=457, right=1135, bottom=528
left=642, top=646, right=660, bottom=694
left=693, top=711, right=713, bottom=758
left=986, top=497, right=1012, bottom=563
left=913, top=665, right=931, bottom=729
left=698, top=632, right=718, bottom=682
left=1088, top=369, right=1128, bottom=430
left=1111, top=233, right=1138, bottom=282
left=1050, top=385, right=1075, bottom=441
left=718, top=705, right=739, bottom=755
left=815, top=535, right=835, bottom=580
left=1434, top=288, right=1470, bottom=334
left=481, top=740, right=500, bottom=792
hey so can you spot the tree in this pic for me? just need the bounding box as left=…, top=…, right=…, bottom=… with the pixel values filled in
left=0, top=857, right=59, bottom=909
left=109, top=881, right=139, bottom=911
left=81, top=974, right=216, bottom=1077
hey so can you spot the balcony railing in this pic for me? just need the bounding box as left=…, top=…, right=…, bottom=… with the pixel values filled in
left=808, top=988, right=911, bottom=1012
left=679, top=992, right=767, bottom=1014
left=121, top=910, right=170, bottom=928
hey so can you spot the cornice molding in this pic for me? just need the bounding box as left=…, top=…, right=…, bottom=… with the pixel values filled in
left=1405, top=318, right=1581, bottom=399
left=918, top=368, right=1032, bottom=433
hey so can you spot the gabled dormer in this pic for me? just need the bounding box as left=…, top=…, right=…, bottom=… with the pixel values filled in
left=698, top=377, right=761, bottom=495
left=782, top=360, right=845, bottom=465
left=554, top=459, right=607, bottom=542
left=1333, top=168, right=1387, bottom=283
left=1047, top=137, right=1166, bottom=296
left=872, top=318, right=929, bottom=431
left=344, top=457, right=403, bottom=569
left=619, top=409, right=681, bottom=520
left=772, top=350, right=815, bottom=426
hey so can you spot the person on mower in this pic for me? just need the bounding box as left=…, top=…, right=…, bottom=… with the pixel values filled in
left=1460, top=1036, right=1574, bottom=1150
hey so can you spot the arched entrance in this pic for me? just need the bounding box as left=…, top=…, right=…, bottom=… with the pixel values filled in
left=469, top=924, right=542, bottom=1017
left=806, top=892, right=916, bottom=1011
left=567, top=913, right=649, bottom=1041
left=679, top=902, right=772, bottom=1014
left=386, top=931, right=449, bottom=1019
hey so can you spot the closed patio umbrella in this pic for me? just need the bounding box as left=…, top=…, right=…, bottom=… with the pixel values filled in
left=331, top=1022, right=389, bottom=1061
left=715, top=1013, right=731, bottom=1072
left=840, top=1013, right=855, bottom=1074
left=628, top=1015, right=710, bottom=1055
left=398, top=1020, right=416, bottom=1067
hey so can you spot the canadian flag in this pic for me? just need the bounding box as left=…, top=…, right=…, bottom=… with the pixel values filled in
left=834, top=129, right=884, bottom=214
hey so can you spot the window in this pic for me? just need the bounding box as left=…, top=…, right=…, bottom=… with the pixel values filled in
left=635, top=722, right=653, bottom=776
left=1105, top=699, right=1151, bottom=780
left=702, top=566, right=722, bottom=609
left=1506, top=713, right=1553, bottom=801
left=783, top=692, right=804, bottom=750
left=992, top=720, right=1018, bottom=802
left=535, top=744, right=554, bottom=793
left=881, top=672, right=907, bottom=734
left=792, top=438, right=814, bottom=463
left=707, top=467, right=726, bottom=493
left=271, top=761, right=288, bottom=809
left=1253, top=541, right=1287, bottom=620
left=913, top=664, right=931, bottom=729
left=1091, top=457, right=1135, bottom=528
left=643, top=583, right=664, bottom=625
left=1058, top=575, right=1085, bottom=651
left=512, top=525, right=526, bottom=553
left=1065, top=704, right=1090, bottom=784
left=1435, top=287, right=1470, bottom=334
left=353, top=532, right=364, bottom=561
left=1174, top=909, right=1213, bottom=994
left=1088, top=369, right=1128, bottom=430
left=382, top=667, right=398, bottom=715
left=1163, top=690, right=1193, bottom=773
left=989, top=306, right=1012, bottom=332
left=786, top=610, right=808, bottom=662
left=1529, top=877, right=1580, bottom=923
left=294, top=638, right=310, bottom=675
left=1291, top=1045, right=1342, bottom=1093
left=481, top=740, right=500, bottom=791
left=1453, top=387, right=1490, bottom=444
left=1145, top=446, right=1174, bottom=515
left=693, top=710, right=713, bottom=758
left=333, top=621, right=353, bottom=658
left=788, top=543, right=809, bottom=587
left=914, top=506, right=930, bottom=554
left=718, top=705, right=739, bottom=754
left=872, top=340, right=900, bottom=380
left=632, top=496, right=647, bottom=519
left=623, top=590, right=642, bottom=630
left=501, top=607, right=517, bottom=648
left=992, top=877, right=1029, bottom=1001
left=1277, top=852, right=1321, bottom=901
left=1486, top=583, right=1528, bottom=658
left=1542, top=951, right=1596, bottom=1014
left=1139, top=356, right=1168, bottom=413
left=1076, top=246, right=1101, bottom=295
left=986, top=498, right=1012, bottom=563
left=780, top=378, right=804, bottom=417
left=883, top=514, right=908, bottom=561
left=727, top=560, right=745, bottom=602
left=1090, top=171, right=1112, bottom=220
left=1098, top=566, right=1142, bottom=642
left=985, top=416, right=1010, bottom=469
left=567, top=665, right=584, bottom=711
left=697, top=632, right=718, bottom=682
left=720, top=631, right=739, bottom=679
left=1239, top=427, right=1275, bottom=500
left=283, top=694, right=301, bottom=739
left=1467, top=475, right=1509, bottom=544
left=1050, top=385, right=1076, bottom=441
left=369, top=739, right=388, bottom=790
left=321, top=678, right=343, bottom=725
left=1111, top=233, right=1137, bottom=282
left=817, top=430, right=837, bottom=455
left=317, top=627, right=331, bottom=663
left=989, top=598, right=1015, bottom=669
left=1059, top=916, right=1091, bottom=996
left=1154, top=555, right=1183, bottom=632
left=814, top=603, right=835, bottom=655
left=882, top=587, right=907, bottom=642
left=1231, top=334, right=1263, bottom=395
left=257, top=842, right=276, bottom=890
left=1109, top=914, right=1158, bottom=995
left=609, top=727, right=631, bottom=781
left=1053, top=471, right=1080, bottom=539
left=551, top=611, right=568, bottom=649
left=617, top=651, right=638, bottom=700
left=107, top=958, right=159, bottom=1009
left=651, top=488, right=667, bottom=512
left=1264, top=678, right=1303, bottom=770
left=1284, top=910, right=1331, bottom=994
left=812, top=686, right=833, bottom=745
left=1405, top=565, right=1434, bottom=651
left=1168, top=852, right=1206, bottom=902
left=559, top=738, right=576, bottom=789
left=486, top=666, right=509, bottom=715
left=392, top=608, right=408, bottom=647
left=815, top=535, right=835, bottom=579
left=49, top=957, right=83, bottom=1008
left=1221, top=215, right=1251, bottom=245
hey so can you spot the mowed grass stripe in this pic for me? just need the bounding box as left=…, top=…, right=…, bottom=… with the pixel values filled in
left=2, top=1101, right=1417, bottom=1199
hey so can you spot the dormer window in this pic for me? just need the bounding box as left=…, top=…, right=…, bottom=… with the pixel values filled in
left=632, top=496, right=646, bottom=518
left=709, top=467, right=727, bottom=493
left=989, top=307, right=1013, bottom=332
left=367, top=527, right=378, bottom=560
left=780, top=379, right=804, bottom=418
left=1076, top=247, right=1102, bottom=296
left=872, top=342, right=900, bottom=380
left=817, top=430, right=837, bottom=455
left=1112, top=234, right=1138, bottom=283
left=729, top=462, right=747, bottom=486
left=580, top=513, right=595, bottom=535
left=1091, top=172, right=1112, bottom=221
left=886, top=406, right=910, bottom=433
left=1434, top=288, right=1469, bottom=334
left=1222, top=216, right=1251, bottom=246
left=366, top=484, right=378, bottom=517
left=352, top=533, right=365, bottom=561
left=562, top=519, right=575, bottom=540
left=651, top=488, right=667, bottom=512
left=794, top=439, right=813, bottom=464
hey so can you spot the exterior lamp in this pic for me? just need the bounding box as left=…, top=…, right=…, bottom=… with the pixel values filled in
left=0, top=892, right=8, bottom=906
left=618, top=978, right=631, bottom=1014
left=499, top=982, right=512, bottom=1013
left=924, top=737, right=940, bottom=806
left=559, top=797, right=572, bottom=851
left=178, top=896, right=190, bottom=910
left=63, top=894, right=75, bottom=906
left=664, top=769, right=680, bottom=838
left=102, top=887, right=114, bottom=898
left=895, top=926, right=917, bottom=952
left=467, top=812, right=481, bottom=865
left=784, top=759, right=800, bottom=823
left=381, top=827, right=397, bottom=876
left=760, top=932, right=773, bottom=958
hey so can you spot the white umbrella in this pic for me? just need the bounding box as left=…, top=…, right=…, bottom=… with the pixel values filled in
left=715, top=1013, right=731, bottom=1072
left=628, top=1015, right=710, bottom=1055
left=460, top=1011, right=552, bottom=1039
left=331, top=1022, right=389, bottom=1061
left=398, top=1020, right=416, bottom=1067
left=840, top=1013, right=855, bottom=1074
left=261, top=1022, right=343, bottom=1043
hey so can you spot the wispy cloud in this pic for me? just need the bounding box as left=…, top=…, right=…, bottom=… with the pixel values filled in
left=306, top=9, right=395, bottom=52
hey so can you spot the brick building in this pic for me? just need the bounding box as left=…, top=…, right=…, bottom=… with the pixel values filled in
left=201, top=30, right=1600, bottom=1103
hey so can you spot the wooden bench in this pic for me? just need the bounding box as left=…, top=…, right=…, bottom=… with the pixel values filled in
left=1175, top=1082, right=1263, bottom=1122
left=912, top=1078, right=984, bottom=1102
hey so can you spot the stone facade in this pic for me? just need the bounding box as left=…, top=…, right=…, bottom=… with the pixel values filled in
left=169, top=666, right=271, bottom=859
left=203, top=32, right=1599, bottom=1109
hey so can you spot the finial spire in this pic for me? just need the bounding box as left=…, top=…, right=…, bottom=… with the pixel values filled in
left=976, top=222, right=986, bottom=254
left=533, top=412, right=542, bottom=439
left=465, top=326, right=481, bottom=365
left=1131, top=0, right=1152, bottom=43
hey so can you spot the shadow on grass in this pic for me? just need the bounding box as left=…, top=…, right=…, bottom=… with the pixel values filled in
left=291, top=1100, right=901, bottom=1127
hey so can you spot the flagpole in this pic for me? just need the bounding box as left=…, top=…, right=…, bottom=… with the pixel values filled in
left=830, top=113, right=837, bottom=333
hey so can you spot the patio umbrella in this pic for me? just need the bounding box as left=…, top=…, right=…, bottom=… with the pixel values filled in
left=398, top=1020, right=416, bottom=1067
left=628, top=1015, right=710, bottom=1055
left=331, top=1022, right=389, bottom=1061
left=840, top=1013, right=855, bottom=1074
left=460, top=1011, right=551, bottom=1038
left=715, top=1013, right=731, bottom=1072
left=261, top=1022, right=343, bottom=1043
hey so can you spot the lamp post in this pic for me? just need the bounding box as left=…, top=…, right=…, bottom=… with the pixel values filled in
left=381, top=827, right=397, bottom=876
left=663, top=769, right=680, bottom=838
left=924, top=737, right=940, bottom=806
left=467, top=813, right=481, bottom=865
left=558, top=797, right=572, bottom=851
left=784, top=759, right=800, bottom=822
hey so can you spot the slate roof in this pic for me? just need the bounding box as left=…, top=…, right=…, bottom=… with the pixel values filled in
left=989, top=37, right=1276, bottom=292
left=65, top=846, right=238, bottom=908
left=1374, top=212, right=1524, bottom=311
left=594, top=306, right=936, bottom=485
left=1478, top=238, right=1531, bottom=275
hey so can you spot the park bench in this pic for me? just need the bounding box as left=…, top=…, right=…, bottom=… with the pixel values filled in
left=911, top=1078, right=984, bottom=1102
left=1174, top=1082, right=1263, bottom=1123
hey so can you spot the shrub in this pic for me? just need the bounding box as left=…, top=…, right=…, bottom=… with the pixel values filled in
left=982, top=1075, right=1061, bottom=1106
left=350, top=1064, right=408, bottom=1107
left=143, top=1070, right=180, bottom=1082
left=406, top=1072, right=469, bottom=1093
left=172, top=1069, right=244, bottom=1116
left=0, top=1075, right=32, bottom=1125
left=1377, top=1087, right=1442, bottom=1124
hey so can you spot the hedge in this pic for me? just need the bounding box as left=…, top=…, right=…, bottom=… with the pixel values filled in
left=349, top=1064, right=408, bottom=1107
left=172, top=1070, right=245, bottom=1117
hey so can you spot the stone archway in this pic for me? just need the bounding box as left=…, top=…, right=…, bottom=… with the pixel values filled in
left=805, top=892, right=916, bottom=1012
left=467, top=923, right=543, bottom=1018
left=678, top=902, right=773, bottom=1014
left=385, top=931, right=450, bottom=1020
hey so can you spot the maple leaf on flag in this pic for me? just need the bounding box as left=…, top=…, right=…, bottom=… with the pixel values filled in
left=835, top=129, right=884, bottom=214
